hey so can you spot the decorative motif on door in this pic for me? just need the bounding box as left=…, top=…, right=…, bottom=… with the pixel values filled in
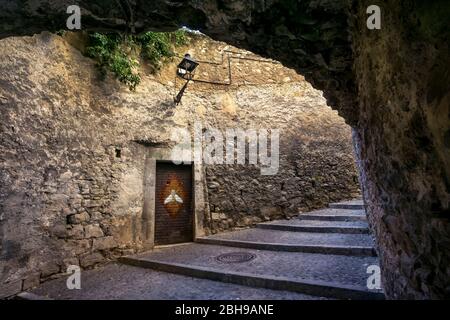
left=159, top=173, right=186, bottom=217
left=164, top=190, right=183, bottom=205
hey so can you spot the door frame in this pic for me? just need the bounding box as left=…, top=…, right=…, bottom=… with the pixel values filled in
left=142, top=147, right=207, bottom=250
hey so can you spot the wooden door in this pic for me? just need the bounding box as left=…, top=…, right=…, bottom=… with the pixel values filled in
left=154, top=162, right=193, bottom=245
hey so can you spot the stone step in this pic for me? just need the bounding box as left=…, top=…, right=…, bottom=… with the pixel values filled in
left=265, top=219, right=369, bottom=228
left=196, top=237, right=376, bottom=257
left=27, top=263, right=324, bottom=300
left=202, top=228, right=374, bottom=248
left=298, top=214, right=366, bottom=222
left=199, top=228, right=375, bottom=256
left=329, top=199, right=365, bottom=210
left=256, top=222, right=369, bottom=234
left=119, top=243, right=384, bottom=300
left=298, top=208, right=367, bottom=221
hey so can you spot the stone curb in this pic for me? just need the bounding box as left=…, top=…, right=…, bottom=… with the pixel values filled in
left=195, top=237, right=377, bottom=257
left=256, top=223, right=369, bottom=234
left=119, top=256, right=385, bottom=300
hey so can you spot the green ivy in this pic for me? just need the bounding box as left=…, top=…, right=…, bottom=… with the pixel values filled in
left=85, top=30, right=188, bottom=90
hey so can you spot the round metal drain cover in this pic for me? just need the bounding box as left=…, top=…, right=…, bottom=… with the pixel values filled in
left=215, top=252, right=256, bottom=264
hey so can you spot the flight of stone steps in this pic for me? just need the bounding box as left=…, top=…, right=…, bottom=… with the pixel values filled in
left=26, top=199, right=384, bottom=300
left=119, top=199, right=384, bottom=300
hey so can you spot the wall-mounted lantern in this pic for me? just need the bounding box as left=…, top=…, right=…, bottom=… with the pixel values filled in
left=177, top=53, right=199, bottom=80
left=174, top=54, right=199, bottom=105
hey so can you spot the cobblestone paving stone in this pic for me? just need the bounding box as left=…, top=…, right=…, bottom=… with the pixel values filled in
left=30, top=263, right=327, bottom=300
left=136, top=243, right=378, bottom=287
left=206, top=228, right=374, bottom=247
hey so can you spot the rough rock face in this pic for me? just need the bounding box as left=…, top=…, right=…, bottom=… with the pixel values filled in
left=0, top=0, right=449, bottom=299
left=0, top=0, right=357, bottom=124
left=0, top=33, right=359, bottom=293
left=351, top=2, right=450, bottom=299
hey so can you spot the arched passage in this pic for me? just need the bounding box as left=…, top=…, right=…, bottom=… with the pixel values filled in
left=0, top=0, right=449, bottom=299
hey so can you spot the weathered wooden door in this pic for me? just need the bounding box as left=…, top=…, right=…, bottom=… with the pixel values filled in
left=154, top=162, right=193, bottom=245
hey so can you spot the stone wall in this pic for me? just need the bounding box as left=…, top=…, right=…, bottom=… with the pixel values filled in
left=0, top=32, right=359, bottom=295
left=203, top=83, right=359, bottom=231
left=170, top=35, right=360, bottom=231
left=351, top=1, right=450, bottom=299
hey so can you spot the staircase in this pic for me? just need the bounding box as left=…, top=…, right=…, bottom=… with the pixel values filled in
left=120, top=199, right=384, bottom=300
left=26, top=199, right=384, bottom=300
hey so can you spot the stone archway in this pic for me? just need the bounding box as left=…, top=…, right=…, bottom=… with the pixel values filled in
left=0, top=0, right=449, bottom=299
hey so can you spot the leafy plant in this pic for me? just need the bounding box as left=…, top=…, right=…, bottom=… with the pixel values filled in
left=85, top=30, right=188, bottom=90
left=138, top=30, right=188, bottom=72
